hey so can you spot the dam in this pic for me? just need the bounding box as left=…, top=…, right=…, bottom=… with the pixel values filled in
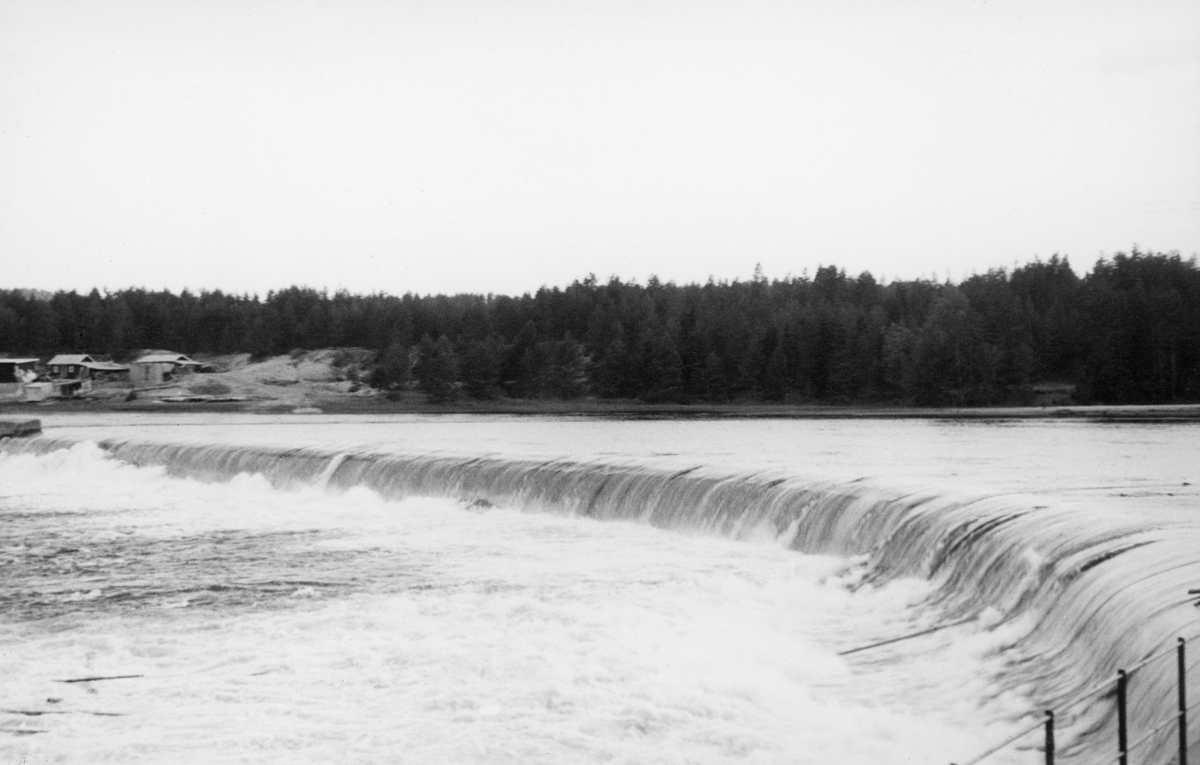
left=1, top=414, right=1197, bottom=763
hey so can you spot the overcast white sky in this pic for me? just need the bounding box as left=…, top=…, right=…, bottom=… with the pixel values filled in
left=1, top=0, right=1197, bottom=297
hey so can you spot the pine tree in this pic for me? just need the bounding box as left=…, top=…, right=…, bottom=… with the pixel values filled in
left=461, top=335, right=505, bottom=399
left=370, top=340, right=412, bottom=390
left=415, top=334, right=460, bottom=402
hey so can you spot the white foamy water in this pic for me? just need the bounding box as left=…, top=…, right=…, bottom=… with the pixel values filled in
left=3, top=415, right=1198, bottom=764
left=25, top=413, right=1200, bottom=516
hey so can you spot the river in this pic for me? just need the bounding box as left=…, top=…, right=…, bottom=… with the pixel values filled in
left=2, top=414, right=1197, bottom=764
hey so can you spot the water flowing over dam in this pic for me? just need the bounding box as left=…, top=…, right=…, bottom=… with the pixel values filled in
left=3, top=416, right=1198, bottom=764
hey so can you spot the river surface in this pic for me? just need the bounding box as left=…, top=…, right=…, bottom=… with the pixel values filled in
left=2, top=414, right=1197, bottom=764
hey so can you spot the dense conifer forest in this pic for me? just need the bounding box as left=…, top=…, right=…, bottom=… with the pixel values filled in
left=2, top=249, right=1198, bottom=406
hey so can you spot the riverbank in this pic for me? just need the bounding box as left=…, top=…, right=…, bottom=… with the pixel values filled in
left=3, top=350, right=1199, bottom=420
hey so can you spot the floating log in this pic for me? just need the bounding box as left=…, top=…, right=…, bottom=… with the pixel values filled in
left=54, top=674, right=143, bottom=684
left=1, top=708, right=126, bottom=717
left=0, top=419, right=40, bottom=438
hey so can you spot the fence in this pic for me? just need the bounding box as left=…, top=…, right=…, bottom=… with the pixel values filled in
left=950, top=636, right=1196, bottom=765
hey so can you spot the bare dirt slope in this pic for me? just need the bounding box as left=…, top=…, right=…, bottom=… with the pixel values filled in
left=175, top=349, right=376, bottom=409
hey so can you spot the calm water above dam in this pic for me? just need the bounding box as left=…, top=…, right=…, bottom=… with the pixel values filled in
left=2, top=415, right=1198, bottom=764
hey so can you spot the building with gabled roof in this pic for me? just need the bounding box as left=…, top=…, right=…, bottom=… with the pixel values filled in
left=48, top=355, right=96, bottom=379
left=47, top=354, right=130, bottom=381
left=47, top=353, right=94, bottom=366
left=130, top=352, right=201, bottom=387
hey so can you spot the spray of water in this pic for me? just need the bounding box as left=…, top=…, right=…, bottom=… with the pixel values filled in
left=3, top=434, right=1197, bottom=763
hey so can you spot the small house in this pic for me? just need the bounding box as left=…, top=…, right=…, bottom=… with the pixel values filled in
left=47, top=354, right=96, bottom=379
left=45, top=355, right=130, bottom=382
left=130, top=353, right=202, bottom=387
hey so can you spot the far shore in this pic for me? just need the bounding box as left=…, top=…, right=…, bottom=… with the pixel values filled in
left=4, top=350, right=1198, bottom=422
left=3, top=394, right=1200, bottom=422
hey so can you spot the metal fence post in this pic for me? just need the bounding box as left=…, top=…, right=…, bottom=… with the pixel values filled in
left=1044, top=710, right=1055, bottom=765
left=1180, top=638, right=1188, bottom=765
left=1117, top=669, right=1129, bottom=765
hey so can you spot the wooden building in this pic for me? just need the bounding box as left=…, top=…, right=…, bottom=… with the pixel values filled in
left=46, top=355, right=130, bottom=381
left=46, top=354, right=95, bottom=379
left=130, top=353, right=202, bottom=387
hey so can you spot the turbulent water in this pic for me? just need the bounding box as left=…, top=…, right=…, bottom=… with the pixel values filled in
left=2, top=414, right=1198, bottom=764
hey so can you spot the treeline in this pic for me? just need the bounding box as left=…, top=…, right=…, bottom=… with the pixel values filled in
left=2, top=249, right=1198, bottom=406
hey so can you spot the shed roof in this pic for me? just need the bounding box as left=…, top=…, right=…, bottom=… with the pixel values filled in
left=48, top=354, right=95, bottom=365
left=85, top=362, right=130, bottom=372
left=0, top=358, right=39, bottom=365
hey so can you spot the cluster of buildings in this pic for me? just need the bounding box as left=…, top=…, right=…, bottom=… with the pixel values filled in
left=0, top=352, right=202, bottom=402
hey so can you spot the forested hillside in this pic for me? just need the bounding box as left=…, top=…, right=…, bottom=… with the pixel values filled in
left=2, top=249, right=1198, bottom=406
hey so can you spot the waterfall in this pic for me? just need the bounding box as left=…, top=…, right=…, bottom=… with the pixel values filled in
left=5, top=435, right=1197, bottom=763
